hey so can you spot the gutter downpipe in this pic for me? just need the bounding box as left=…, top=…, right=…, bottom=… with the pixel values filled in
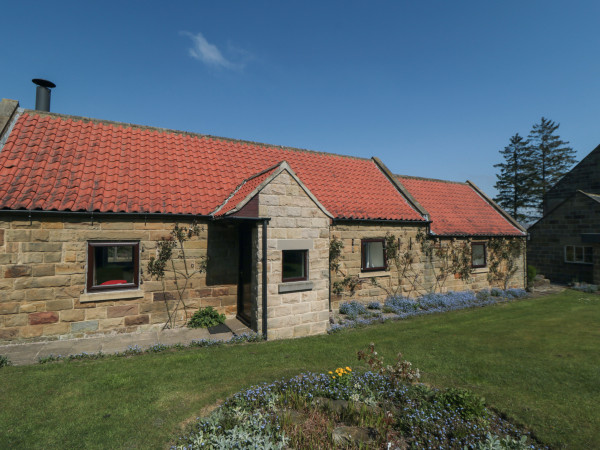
left=262, top=218, right=268, bottom=340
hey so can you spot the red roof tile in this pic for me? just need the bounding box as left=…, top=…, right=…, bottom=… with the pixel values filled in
left=0, top=112, right=424, bottom=221
left=396, top=176, right=524, bottom=236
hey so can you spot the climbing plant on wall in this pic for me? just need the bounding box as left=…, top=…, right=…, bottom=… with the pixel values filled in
left=487, top=238, right=525, bottom=290
left=147, top=222, right=208, bottom=329
left=329, top=236, right=362, bottom=296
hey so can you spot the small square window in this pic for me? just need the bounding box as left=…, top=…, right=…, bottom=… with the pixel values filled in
left=282, top=250, right=308, bottom=282
left=87, top=242, right=139, bottom=291
left=362, top=239, right=386, bottom=271
left=472, top=243, right=486, bottom=268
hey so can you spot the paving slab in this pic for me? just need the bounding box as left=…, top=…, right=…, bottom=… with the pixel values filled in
left=0, top=318, right=255, bottom=366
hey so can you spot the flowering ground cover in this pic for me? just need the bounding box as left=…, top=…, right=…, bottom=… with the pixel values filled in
left=0, top=290, right=597, bottom=449
left=332, top=288, right=528, bottom=332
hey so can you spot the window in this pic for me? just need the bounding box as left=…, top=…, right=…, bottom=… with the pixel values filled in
left=87, top=242, right=139, bottom=291
left=565, top=245, right=593, bottom=264
left=471, top=243, right=486, bottom=268
left=282, top=250, right=308, bottom=282
left=361, top=239, right=386, bottom=271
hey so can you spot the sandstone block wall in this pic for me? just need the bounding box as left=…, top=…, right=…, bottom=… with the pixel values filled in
left=0, top=217, right=238, bottom=343
left=330, top=222, right=526, bottom=310
left=544, top=145, right=600, bottom=213
left=528, top=193, right=599, bottom=284
left=255, top=170, right=330, bottom=340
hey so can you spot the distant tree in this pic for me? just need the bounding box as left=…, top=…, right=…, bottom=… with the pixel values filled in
left=493, top=133, right=535, bottom=223
left=528, top=117, right=577, bottom=215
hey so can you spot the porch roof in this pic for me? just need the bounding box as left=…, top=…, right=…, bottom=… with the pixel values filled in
left=0, top=110, right=425, bottom=222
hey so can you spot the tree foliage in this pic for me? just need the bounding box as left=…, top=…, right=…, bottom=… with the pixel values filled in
left=494, top=118, right=577, bottom=223
left=528, top=117, right=577, bottom=215
left=493, top=134, right=535, bottom=222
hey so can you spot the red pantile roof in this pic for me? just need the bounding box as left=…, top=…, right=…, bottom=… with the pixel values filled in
left=0, top=111, right=425, bottom=221
left=396, top=176, right=524, bottom=236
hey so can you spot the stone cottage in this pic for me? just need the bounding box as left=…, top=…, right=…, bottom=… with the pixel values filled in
left=528, top=144, right=600, bottom=284
left=0, top=98, right=526, bottom=343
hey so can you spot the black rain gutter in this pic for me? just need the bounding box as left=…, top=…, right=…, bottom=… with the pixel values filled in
left=262, top=218, right=268, bottom=340
left=0, top=209, right=273, bottom=223
left=331, top=217, right=431, bottom=225
left=0, top=209, right=213, bottom=221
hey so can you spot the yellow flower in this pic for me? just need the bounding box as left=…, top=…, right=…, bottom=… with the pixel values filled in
left=346, top=367, right=352, bottom=371
left=328, top=371, right=333, bottom=375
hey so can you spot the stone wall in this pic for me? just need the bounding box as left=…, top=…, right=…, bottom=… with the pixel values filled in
left=528, top=192, right=599, bottom=284
left=255, top=170, right=330, bottom=340
left=330, top=222, right=526, bottom=309
left=544, top=144, right=600, bottom=213
left=0, top=217, right=238, bottom=343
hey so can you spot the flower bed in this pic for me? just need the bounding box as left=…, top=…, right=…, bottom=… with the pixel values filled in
left=174, top=345, right=543, bottom=449
left=331, top=289, right=528, bottom=333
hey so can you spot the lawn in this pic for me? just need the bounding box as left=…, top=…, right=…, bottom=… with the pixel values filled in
left=0, top=289, right=598, bottom=449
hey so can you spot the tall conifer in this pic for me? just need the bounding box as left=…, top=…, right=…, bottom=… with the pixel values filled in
left=493, top=133, right=534, bottom=223
left=528, top=117, right=577, bottom=215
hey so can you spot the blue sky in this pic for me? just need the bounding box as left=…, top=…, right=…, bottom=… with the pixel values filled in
left=2, top=1, right=599, bottom=197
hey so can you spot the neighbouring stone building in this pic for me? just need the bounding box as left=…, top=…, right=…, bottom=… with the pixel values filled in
left=528, top=144, right=600, bottom=284
left=0, top=97, right=526, bottom=343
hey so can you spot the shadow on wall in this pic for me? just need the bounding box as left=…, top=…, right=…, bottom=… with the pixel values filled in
left=206, top=222, right=239, bottom=286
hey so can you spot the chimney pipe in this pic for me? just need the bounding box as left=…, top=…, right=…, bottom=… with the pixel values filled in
left=32, top=79, right=56, bottom=112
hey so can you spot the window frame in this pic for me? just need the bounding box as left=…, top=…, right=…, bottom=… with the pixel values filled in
left=361, top=238, right=387, bottom=272
left=471, top=242, right=487, bottom=268
left=87, top=241, right=140, bottom=292
left=564, top=245, right=593, bottom=265
left=281, top=249, right=308, bottom=282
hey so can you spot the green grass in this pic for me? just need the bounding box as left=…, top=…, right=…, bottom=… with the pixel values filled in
left=0, top=289, right=598, bottom=449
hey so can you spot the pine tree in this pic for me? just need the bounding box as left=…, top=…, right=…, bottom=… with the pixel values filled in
left=493, top=133, right=535, bottom=223
left=528, top=117, right=577, bottom=215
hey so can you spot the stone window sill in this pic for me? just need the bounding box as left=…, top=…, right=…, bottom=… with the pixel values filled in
left=80, top=289, right=144, bottom=303
left=472, top=267, right=489, bottom=274
left=358, top=271, right=390, bottom=279
left=278, top=280, right=314, bottom=294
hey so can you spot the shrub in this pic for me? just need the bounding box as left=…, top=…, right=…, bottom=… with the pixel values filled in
left=435, top=387, right=487, bottom=422
left=188, top=307, right=226, bottom=329
left=527, top=265, right=537, bottom=284
left=0, top=354, right=12, bottom=368
left=367, top=301, right=381, bottom=310
left=338, top=300, right=367, bottom=318
left=490, top=287, right=503, bottom=297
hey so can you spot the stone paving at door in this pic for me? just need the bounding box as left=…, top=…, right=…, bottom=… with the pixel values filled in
left=0, top=318, right=252, bottom=366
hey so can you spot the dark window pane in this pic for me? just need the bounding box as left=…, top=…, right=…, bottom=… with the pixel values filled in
left=565, top=246, right=574, bottom=262
left=472, top=243, right=486, bottom=267
left=282, top=250, right=307, bottom=281
left=575, top=246, right=584, bottom=262
left=93, top=245, right=135, bottom=286
left=363, top=241, right=385, bottom=270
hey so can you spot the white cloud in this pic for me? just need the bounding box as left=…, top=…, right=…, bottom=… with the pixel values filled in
left=181, top=31, right=239, bottom=70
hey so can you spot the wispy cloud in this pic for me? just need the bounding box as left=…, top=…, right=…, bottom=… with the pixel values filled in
left=181, top=31, right=245, bottom=70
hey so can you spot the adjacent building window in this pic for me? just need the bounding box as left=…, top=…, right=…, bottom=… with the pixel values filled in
left=565, top=245, right=593, bottom=264
left=87, top=242, right=139, bottom=291
left=472, top=243, right=486, bottom=268
left=361, top=239, right=386, bottom=271
left=282, top=250, right=308, bottom=282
